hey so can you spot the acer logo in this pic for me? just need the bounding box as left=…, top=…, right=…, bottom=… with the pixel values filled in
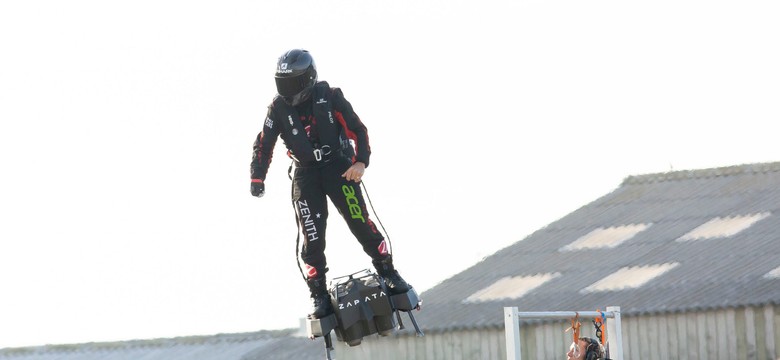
left=342, top=185, right=365, bottom=223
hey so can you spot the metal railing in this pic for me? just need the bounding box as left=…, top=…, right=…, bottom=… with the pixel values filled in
left=504, top=306, right=623, bottom=360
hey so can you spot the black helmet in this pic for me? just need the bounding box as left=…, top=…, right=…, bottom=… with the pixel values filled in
left=275, top=49, right=317, bottom=106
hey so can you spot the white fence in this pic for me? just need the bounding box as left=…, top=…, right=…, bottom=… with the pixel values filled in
left=504, top=306, right=623, bottom=360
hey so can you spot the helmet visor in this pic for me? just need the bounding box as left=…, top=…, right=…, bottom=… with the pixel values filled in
left=275, top=75, right=306, bottom=98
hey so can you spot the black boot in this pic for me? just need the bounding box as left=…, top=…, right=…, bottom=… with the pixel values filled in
left=306, top=278, right=334, bottom=319
left=373, top=256, right=411, bottom=294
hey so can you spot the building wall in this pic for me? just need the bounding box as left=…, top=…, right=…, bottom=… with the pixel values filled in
left=333, top=304, right=780, bottom=360
left=621, top=305, right=780, bottom=360
left=333, top=327, right=508, bottom=360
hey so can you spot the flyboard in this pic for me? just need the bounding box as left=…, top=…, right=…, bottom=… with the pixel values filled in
left=306, top=269, right=424, bottom=360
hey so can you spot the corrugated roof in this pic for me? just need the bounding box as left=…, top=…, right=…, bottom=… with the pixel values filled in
left=0, top=330, right=326, bottom=360
left=411, top=161, right=780, bottom=332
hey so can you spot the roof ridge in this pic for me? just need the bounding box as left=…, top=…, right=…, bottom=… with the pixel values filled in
left=0, top=329, right=296, bottom=355
left=621, top=161, right=780, bottom=185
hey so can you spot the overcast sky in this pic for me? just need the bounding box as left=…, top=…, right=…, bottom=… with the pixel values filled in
left=1, top=0, right=779, bottom=349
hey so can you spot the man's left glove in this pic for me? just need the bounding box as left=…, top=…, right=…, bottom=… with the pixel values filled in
left=251, top=179, right=265, bottom=198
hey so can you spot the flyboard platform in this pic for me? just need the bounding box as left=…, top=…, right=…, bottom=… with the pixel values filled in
left=306, top=269, right=424, bottom=359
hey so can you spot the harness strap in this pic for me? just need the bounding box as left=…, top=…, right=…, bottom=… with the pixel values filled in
left=566, top=312, right=581, bottom=344
left=592, top=309, right=607, bottom=345
left=291, top=176, right=307, bottom=281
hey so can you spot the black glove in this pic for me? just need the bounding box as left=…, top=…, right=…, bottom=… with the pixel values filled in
left=250, top=180, right=265, bottom=197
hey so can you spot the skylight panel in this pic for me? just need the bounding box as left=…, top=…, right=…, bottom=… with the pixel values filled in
left=463, top=273, right=560, bottom=303
left=764, top=266, right=780, bottom=279
left=560, top=223, right=651, bottom=251
left=677, top=212, right=771, bottom=241
left=581, top=263, right=679, bottom=293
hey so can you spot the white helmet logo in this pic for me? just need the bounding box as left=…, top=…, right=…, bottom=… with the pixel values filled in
left=277, top=62, right=293, bottom=74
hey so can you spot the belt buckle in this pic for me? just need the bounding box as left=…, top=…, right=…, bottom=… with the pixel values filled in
left=313, top=145, right=332, bottom=162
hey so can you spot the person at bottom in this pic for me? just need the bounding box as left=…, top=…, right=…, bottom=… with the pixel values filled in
left=566, top=337, right=606, bottom=360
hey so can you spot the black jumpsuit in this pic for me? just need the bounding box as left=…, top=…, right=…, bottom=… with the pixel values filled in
left=251, top=82, right=387, bottom=280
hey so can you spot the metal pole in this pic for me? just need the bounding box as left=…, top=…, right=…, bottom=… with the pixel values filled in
left=504, top=307, right=522, bottom=360
left=605, top=306, right=623, bottom=360
left=513, top=311, right=617, bottom=319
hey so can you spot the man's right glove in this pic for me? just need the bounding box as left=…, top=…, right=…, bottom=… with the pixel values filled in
left=251, top=179, right=265, bottom=197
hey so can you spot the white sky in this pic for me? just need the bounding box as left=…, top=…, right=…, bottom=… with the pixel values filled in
left=1, top=0, right=779, bottom=349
